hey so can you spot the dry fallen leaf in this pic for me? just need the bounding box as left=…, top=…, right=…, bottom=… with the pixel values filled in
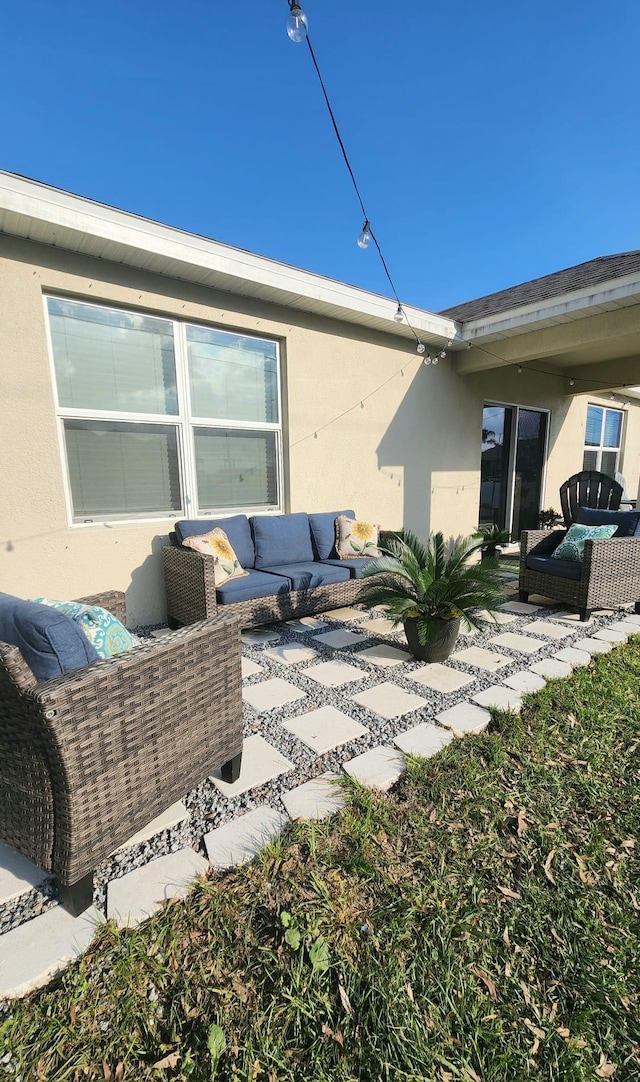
left=321, top=1024, right=345, bottom=1050
left=103, top=1064, right=112, bottom=1081
left=153, top=1052, right=180, bottom=1070
left=405, top=983, right=414, bottom=1002
left=543, top=849, right=557, bottom=884
left=524, top=1019, right=545, bottom=1040
left=497, top=886, right=521, bottom=901
left=463, top=1067, right=483, bottom=1082
left=338, top=984, right=352, bottom=1014
left=517, top=810, right=528, bottom=837
left=471, top=967, right=497, bottom=1001
left=595, top=1054, right=617, bottom=1078
left=556, top=1026, right=571, bottom=1038
left=114, top=1065, right=124, bottom=1082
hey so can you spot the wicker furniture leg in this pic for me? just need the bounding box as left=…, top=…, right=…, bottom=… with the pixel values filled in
left=59, top=872, right=94, bottom=917
left=220, top=754, right=242, bottom=783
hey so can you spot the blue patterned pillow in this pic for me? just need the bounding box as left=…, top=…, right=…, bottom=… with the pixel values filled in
left=552, top=523, right=617, bottom=562
left=33, top=599, right=138, bottom=658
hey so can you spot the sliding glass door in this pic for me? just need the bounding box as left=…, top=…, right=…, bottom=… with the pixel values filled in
left=480, top=404, right=548, bottom=539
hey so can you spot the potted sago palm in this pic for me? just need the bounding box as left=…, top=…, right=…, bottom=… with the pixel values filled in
left=475, top=522, right=512, bottom=562
left=357, top=530, right=506, bottom=663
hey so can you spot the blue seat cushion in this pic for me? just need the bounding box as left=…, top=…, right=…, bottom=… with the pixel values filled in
left=260, top=561, right=351, bottom=590
left=251, top=513, right=314, bottom=569
left=575, top=506, right=640, bottom=537
left=216, top=569, right=291, bottom=605
left=526, top=555, right=582, bottom=581
left=0, top=592, right=100, bottom=681
left=308, top=510, right=355, bottom=560
left=320, top=558, right=373, bottom=580
left=175, top=516, right=254, bottom=568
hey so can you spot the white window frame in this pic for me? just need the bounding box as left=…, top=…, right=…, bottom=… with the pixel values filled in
left=582, top=403, right=624, bottom=475
left=43, top=295, right=284, bottom=525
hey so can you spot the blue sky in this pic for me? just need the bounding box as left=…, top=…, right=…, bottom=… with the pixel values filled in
left=2, top=1, right=639, bottom=312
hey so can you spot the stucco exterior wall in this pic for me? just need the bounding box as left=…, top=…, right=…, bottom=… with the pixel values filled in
left=2, top=235, right=639, bottom=623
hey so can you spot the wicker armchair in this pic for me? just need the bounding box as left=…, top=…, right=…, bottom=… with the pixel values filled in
left=519, top=530, right=640, bottom=620
left=0, top=591, right=243, bottom=915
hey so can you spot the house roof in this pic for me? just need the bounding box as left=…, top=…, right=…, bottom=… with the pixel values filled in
left=440, top=251, right=640, bottom=323
left=0, top=171, right=459, bottom=350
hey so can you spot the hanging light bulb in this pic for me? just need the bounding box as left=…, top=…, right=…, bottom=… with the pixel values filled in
left=423, top=354, right=433, bottom=366
left=357, top=220, right=371, bottom=249
left=569, top=378, right=575, bottom=387
left=439, top=350, right=447, bottom=360
left=432, top=355, right=439, bottom=366
left=287, top=1, right=308, bottom=41
left=393, top=304, right=404, bottom=323
left=416, top=342, right=426, bottom=354
left=517, top=366, right=523, bottom=374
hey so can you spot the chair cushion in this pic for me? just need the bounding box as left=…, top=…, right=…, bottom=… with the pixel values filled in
left=260, top=561, right=351, bottom=590
left=0, top=592, right=100, bottom=680
left=526, top=555, right=583, bottom=581
left=320, top=558, right=373, bottom=580
left=251, top=513, right=314, bottom=569
left=552, top=523, right=617, bottom=562
left=33, top=599, right=137, bottom=659
left=576, top=506, right=640, bottom=537
left=215, top=569, right=291, bottom=606
left=308, top=510, right=355, bottom=560
left=175, top=516, right=254, bottom=569
left=182, top=528, right=249, bottom=586
left=335, top=515, right=382, bottom=559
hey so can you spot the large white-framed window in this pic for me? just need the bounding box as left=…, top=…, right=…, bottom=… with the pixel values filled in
left=45, top=295, right=283, bottom=523
left=582, top=403, right=624, bottom=478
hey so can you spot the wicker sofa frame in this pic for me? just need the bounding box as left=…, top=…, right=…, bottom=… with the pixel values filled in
left=0, top=591, right=243, bottom=915
left=519, top=529, right=640, bottom=620
left=162, top=530, right=396, bottom=629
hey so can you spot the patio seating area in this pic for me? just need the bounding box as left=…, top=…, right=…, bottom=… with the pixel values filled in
left=1, top=568, right=639, bottom=1001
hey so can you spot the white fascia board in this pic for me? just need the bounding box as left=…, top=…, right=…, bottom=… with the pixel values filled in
left=460, top=274, right=640, bottom=342
left=0, top=172, right=459, bottom=343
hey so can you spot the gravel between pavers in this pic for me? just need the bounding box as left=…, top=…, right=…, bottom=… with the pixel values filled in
left=0, top=597, right=631, bottom=932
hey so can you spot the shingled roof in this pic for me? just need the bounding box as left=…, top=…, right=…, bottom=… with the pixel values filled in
left=440, top=251, right=640, bottom=323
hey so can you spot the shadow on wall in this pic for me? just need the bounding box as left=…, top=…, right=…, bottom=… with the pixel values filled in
left=376, top=361, right=481, bottom=539
left=128, top=534, right=170, bottom=626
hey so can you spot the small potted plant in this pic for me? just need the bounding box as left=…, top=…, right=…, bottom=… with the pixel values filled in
left=538, top=508, right=563, bottom=530
left=357, top=530, right=506, bottom=663
left=475, top=522, right=512, bottom=562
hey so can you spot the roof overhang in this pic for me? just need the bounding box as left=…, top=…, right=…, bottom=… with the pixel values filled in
left=0, top=171, right=461, bottom=350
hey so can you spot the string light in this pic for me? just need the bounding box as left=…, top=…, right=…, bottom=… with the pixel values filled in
left=569, top=378, right=575, bottom=386
left=423, top=354, right=433, bottom=366
left=393, top=304, right=404, bottom=323
left=416, top=342, right=426, bottom=354
left=357, top=220, right=371, bottom=249
left=517, top=366, right=523, bottom=374
left=287, top=1, right=308, bottom=41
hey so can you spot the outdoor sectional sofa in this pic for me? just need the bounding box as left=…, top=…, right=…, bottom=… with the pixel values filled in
left=163, top=510, right=390, bottom=629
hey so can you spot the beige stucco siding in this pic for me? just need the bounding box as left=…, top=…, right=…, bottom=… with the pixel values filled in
left=2, top=235, right=639, bottom=624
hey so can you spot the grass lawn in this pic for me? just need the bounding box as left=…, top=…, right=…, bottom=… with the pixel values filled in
left=2, top=642, right=640, bottom=1082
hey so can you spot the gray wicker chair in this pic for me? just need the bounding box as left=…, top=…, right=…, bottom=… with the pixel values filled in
left=519, top=530, right=640, bottom=620
left=0, top=591, right=243, bottom=915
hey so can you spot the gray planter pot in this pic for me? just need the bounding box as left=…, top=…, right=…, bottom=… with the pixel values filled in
left=403, top=616, right=461, bottom=663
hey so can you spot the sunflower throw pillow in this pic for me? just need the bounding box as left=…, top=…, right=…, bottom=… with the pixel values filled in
left=182, top=528, right=249, bottom=586
left=335, top=515, right=382, bottom=559
left=552, top=522, right=617, bottom=562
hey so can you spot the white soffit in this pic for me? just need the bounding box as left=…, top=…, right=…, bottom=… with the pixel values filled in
left=0, top=171, right=459, bottom=348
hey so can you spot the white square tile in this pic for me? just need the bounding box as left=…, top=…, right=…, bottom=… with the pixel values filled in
left=551, top=612, right=594, bottom=626
left=107, top=849, right=209, bottom=929
left=475, top=609, right=517, bottom=625
left=436, top=702, right=491, bottom=736
left=394, top=723, right=452, bottom=757
left=351, top=682, right=427, bottom=720
left=0, top=905, right=101, bottom=1000
left=285, top=616, right=329, bottom=632
left=263, top=642, right=318, bottom=665
left=322, top=607, right=367, bottom=622
left=241, top=629, right=281, bottom=645
left=305, top=660, right=366, bottom=687
left=356, top=644, right=411, bottom=667
left=343, top=746, right=405, bottom=790
left=572, top=637, right=612, bottom=655
left=499, top=601, right=542, bottom=614
left=608, top=620, right=640, bottom=636
left=406, top=663, right=474, bottom=694
left=115, top=801, right=188, bottom=851
left=211, top=734, right=294, bottom=797
left=360, top=616, right=399, bottom=636
left=204, top=806, right=288, bottom=871
left=622, top=613, right=640, bottom=626
left=472, top=685, right=522, bottom=713
left=503, top=670, right=546, bottom=694
left=452, top=646, right=512, bottom=673
left=525, top=620, right=574, bottom=641
left=241, top=657, right=264, bottom=679
left=0, top=841, right=47, bottom=905
left=282, top=774, right=346, bottom=820
left=282, top=705, right=368, bottom=754
left=488, top=632, right=546, bottom=654
left=593, top=628, right=626, bottom=644
left=242, top=678, right=306, bottom=713
left=313, top=629, right=369, bottom=649
left=530, top=658, right=572, bottom=679
left=553, top=647, right=591, bottom=668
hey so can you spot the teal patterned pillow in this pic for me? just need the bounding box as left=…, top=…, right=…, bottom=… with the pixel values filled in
left=33, top=599, right=138, bottom=658
left=552, top=523, right=617, bottom=562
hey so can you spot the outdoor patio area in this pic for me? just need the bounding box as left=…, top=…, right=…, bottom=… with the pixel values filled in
left=1, top=569, right=639, bottom=1001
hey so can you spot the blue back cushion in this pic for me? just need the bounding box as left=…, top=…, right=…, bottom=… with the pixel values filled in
left=175, top=516, right=255, bottom=568
left=0, top=593, right=99, bottom=681
left=308, top=510, right=355, bottom=560
left=576, top=506, right=640, bottom=537
left=251, top=513, right=314, bottom=569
